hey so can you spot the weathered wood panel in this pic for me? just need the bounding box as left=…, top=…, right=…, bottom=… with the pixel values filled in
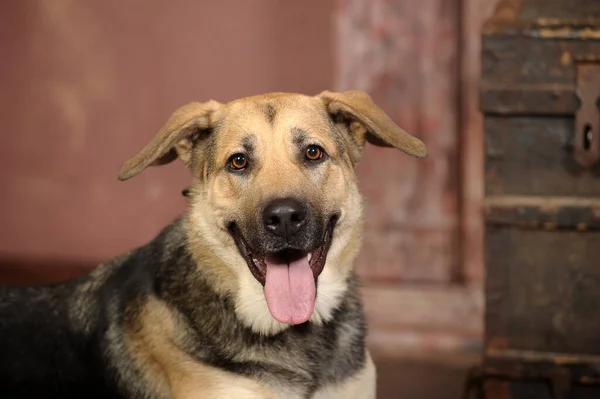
left=485, top=116, right=600, bottom=196
left=333, top=0, right=460, bottom=282
left=485, top=196, right=600, bottom=231
left=482, top=39, right=600, bottom=87
left=486, top=227, right=600, bottom=355
left=479, top=1, right=600, bottom=397
left=460, top=0, right=502, bottom=285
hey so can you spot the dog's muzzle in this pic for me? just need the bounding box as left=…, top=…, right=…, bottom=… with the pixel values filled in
left=228, top=197, right=338, bottom=326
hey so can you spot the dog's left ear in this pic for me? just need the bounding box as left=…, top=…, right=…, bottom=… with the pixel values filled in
left=318, top=90, right=427, bottom=160
left=118, top=100, right=222, bottom=181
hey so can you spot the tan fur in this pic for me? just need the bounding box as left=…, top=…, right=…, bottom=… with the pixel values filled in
left=318, top=90, right=427, bottom=158
left=117, top=91, right=427, bottom=397
left=179, top=94, right=369, bottom=334
left=118, top=100, right=222, bottom=181
left=126, top=297, right=376, bottom=398
left=312, top=352, right=376, bottom=399
left=125, top=297, right=281, bottom=399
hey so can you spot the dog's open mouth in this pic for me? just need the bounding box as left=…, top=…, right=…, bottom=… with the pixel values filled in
left=228, top=218, right=336, bottom=325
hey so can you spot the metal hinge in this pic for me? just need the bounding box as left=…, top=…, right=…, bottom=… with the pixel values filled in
left=574, top=63, right=600, bottom=168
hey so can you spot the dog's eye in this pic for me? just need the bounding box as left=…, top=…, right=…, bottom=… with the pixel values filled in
left=305, top=145, right=324, bottom=161
left=228, top=154, right=248, bottom=170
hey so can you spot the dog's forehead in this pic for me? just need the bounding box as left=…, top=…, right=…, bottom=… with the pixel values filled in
left=220, top=93, right=330, bottom=134
left=226, top=92, right=317, bottom=109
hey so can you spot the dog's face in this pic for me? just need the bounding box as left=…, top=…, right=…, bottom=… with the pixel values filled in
left=119, top=91, right=426, bottom=334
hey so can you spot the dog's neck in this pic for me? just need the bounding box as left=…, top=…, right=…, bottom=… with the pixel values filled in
left=152, top=243, right=366, bottom=394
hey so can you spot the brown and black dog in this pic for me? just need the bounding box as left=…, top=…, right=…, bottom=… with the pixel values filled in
left=0, top=91, right=427, bottom=398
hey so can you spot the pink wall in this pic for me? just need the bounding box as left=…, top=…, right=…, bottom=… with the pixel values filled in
left=0, top=0, right=333, bottom=262
left=334, top=0, right=460, bottom=283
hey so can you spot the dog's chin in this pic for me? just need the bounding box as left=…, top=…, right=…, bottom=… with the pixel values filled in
left=227, top=217, right=337, bottom=325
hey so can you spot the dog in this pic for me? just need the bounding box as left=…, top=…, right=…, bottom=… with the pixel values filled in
left=0, top=90, right=427, bottom=398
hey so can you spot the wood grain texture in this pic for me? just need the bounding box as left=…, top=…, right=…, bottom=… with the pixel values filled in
left=486, top=228, right=600, bottom=355
left=485, top=116, right=600, bottom=196
left=460, top=0, right=501, bottom=285
left=481, top=3, right=600, bottom=397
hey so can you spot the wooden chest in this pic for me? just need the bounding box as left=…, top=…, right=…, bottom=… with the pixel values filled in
left=473, top=0, right=600, bottom=398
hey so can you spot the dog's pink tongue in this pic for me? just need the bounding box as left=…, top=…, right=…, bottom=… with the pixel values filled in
left=264, top=256, right=315, bottom=325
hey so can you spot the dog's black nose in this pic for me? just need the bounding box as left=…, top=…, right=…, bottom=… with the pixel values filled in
left=262, top=198, right=306, bottom=238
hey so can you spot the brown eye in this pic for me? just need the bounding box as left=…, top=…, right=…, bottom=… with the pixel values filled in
left=305, top=145, right=323, bottom=161
left=229, top=154, right=247, bottom=170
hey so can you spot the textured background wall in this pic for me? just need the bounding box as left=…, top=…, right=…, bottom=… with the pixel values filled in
left=0, top=0, right=333, bottom=263
left=334, top=0, right=460, bottom=283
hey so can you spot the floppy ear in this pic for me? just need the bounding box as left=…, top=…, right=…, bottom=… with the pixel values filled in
left=118, top=100, right=222, bottom=181
left=318, top=90, right=427, bottom=160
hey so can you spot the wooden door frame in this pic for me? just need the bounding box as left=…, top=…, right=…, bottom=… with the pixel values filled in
left=358, top=0, right=500, bottom=360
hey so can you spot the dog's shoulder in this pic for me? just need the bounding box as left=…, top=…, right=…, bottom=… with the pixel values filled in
left=0, top=218, right=189, bottom=398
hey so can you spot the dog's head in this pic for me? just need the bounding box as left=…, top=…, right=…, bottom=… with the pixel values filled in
left=119, top=91, right=426, bottom=334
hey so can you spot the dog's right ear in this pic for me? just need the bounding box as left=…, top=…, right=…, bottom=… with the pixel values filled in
left=318, top=90, right=427, bottom=163
left=118, top=101, right=222, bottom=181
